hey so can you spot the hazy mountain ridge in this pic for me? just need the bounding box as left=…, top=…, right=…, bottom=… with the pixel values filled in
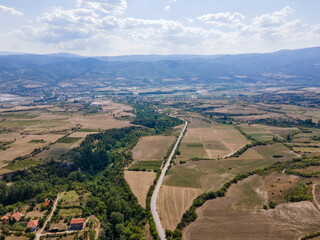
left=0, top=47, right=319, bottom=93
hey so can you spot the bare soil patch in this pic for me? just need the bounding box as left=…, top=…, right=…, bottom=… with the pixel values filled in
left=124, top=170, right=156, bottom=208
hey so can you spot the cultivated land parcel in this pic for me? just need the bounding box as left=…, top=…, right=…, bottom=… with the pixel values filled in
left=2, top=85, right=320, bottom=240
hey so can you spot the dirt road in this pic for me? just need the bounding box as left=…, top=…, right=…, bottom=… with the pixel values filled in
left=36, top=192, right=64, bottom=240
left=150, top=120, right=188, bottom=240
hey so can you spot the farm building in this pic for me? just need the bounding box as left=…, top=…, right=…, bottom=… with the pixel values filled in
left=27, top=219, right=39, bottom=232
left=1, top=216, right=9, bottom=223
left=11, top=212, right=23, bottom=222
left=70, top=218, right=85, bottom=230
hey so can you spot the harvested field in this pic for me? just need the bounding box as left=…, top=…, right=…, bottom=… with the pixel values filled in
left=240, top=124, right=277, bottom=141
left=34, top=114, right=68, bottom=120
left=124, top=171, right=156, bottom=208
left=232, top=113, right=285, bottom=122
left=166, top=144, right=297, bottom=192
left=183, top=175, right=320, bottom=240
left=176, top=124, right=248, bottom=161
left=131, top=136, right=174, bottom=161
left=158, top=186, right=202, bottom=230
left=209, top=105, right=266, bottom=115
left=0, top=132, right=23, bottom=142
left=253, top=143, right=298, bottom=161
left=67, top=113, right=131, bottom=130
left=0, top=134, right=63, bottom=162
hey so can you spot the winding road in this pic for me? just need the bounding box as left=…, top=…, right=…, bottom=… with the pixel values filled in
left=36, top=192, right=64, bottom=240
left=151, top=120, right=188, bottom=240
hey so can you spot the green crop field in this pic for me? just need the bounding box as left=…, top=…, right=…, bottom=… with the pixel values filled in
left=57, top=137, right=82, bottom=144
left=129, top=160, right=163, bottom=171
left=29, top=139, right=46, bottom=143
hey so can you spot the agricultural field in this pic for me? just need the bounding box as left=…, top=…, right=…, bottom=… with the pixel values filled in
left=165, top=143, right=297, bottom=192
left=183, top=175, right=320, bottom=240
left=159, top=142, right=298, bottom=231
left=175, top=123, right=249, bottom=161
left=0, top=134, right=64, bottom=162
left=0, top=99, right=133, bottom=173
left=158, top=186, right=202, bottom=230
left=129, top=161, right=163, bottom=171
left=67, top=113, right=131, bottom=130
left=124, top=171, right=156, bottom=208
left=131, top=136, right=175, bottom=161
left=240, top=124, right=278, bottom=141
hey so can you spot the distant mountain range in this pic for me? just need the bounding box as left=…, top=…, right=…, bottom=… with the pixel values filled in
left=0, top=47, right=319, bottom=95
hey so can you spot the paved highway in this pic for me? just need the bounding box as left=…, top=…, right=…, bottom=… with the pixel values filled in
left=150, top=120, right=188, bottom=240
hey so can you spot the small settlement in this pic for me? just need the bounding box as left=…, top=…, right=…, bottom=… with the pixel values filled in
left=0, top=196, right=86, bottom=236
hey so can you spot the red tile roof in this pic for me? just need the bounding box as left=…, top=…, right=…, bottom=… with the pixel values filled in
left=27, top=219, right=39, bottom=228
left=44, top=199, right=51, bottom=207
left=11, top=212, right=23, bottom=221
left=70, top=218, right=85, bottom=225
left=1, top=216, right=9, bottom=220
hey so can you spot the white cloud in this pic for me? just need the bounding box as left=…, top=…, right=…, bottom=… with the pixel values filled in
left=4, top=4, right=320, bottom=55
left=76, top=0, right=127, bottom=15
left=0, top=4, right=23, bottom=16
left=164, top=5, right=171, bottom=11
left=198, top=12, right=245, bottom=27
left=252, top=6, right=294, bottom=27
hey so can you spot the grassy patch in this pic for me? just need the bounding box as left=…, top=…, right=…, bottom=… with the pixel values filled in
left=0, top=113, right=39, bottom=119
left=77, top=128, right=100, bottom=132
left=165, top=166, right=202, bottom=188
left=186, top=143, right=204, bottom=148
left=129, top=161, right=163, bottom=171
left=57, top=137, right=82, bottom=144
left=59, top=208, right=82, bottom=217
left=61, top=191, right=79, bottom=202
left=29, top=139, right=46, bottom=143
left=5, top=159, right=39, bottom=170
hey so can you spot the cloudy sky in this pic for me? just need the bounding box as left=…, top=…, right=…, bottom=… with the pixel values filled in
left=0, top=0, right=319, bottom=56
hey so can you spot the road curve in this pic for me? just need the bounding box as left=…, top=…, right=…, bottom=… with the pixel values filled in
left=36, top=192, right=64, bottom=240
left=151, top=120, right=188, bottom=240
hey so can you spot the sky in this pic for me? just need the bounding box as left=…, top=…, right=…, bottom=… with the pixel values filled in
left=0, top=0, right=319, bottom=56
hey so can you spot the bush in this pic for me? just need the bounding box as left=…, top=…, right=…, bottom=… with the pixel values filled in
left=268, top=201, right=277, bottom=209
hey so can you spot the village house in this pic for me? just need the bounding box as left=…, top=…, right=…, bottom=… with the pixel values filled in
left=1, top=216, right=9, bottom=224
left=11, top=212, right=23, bottom=222
left=70, top=218, right=85, bottom=230
left=44, top=199, right=51, bottom=207
left=27, top=219, right=39, bottom=232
